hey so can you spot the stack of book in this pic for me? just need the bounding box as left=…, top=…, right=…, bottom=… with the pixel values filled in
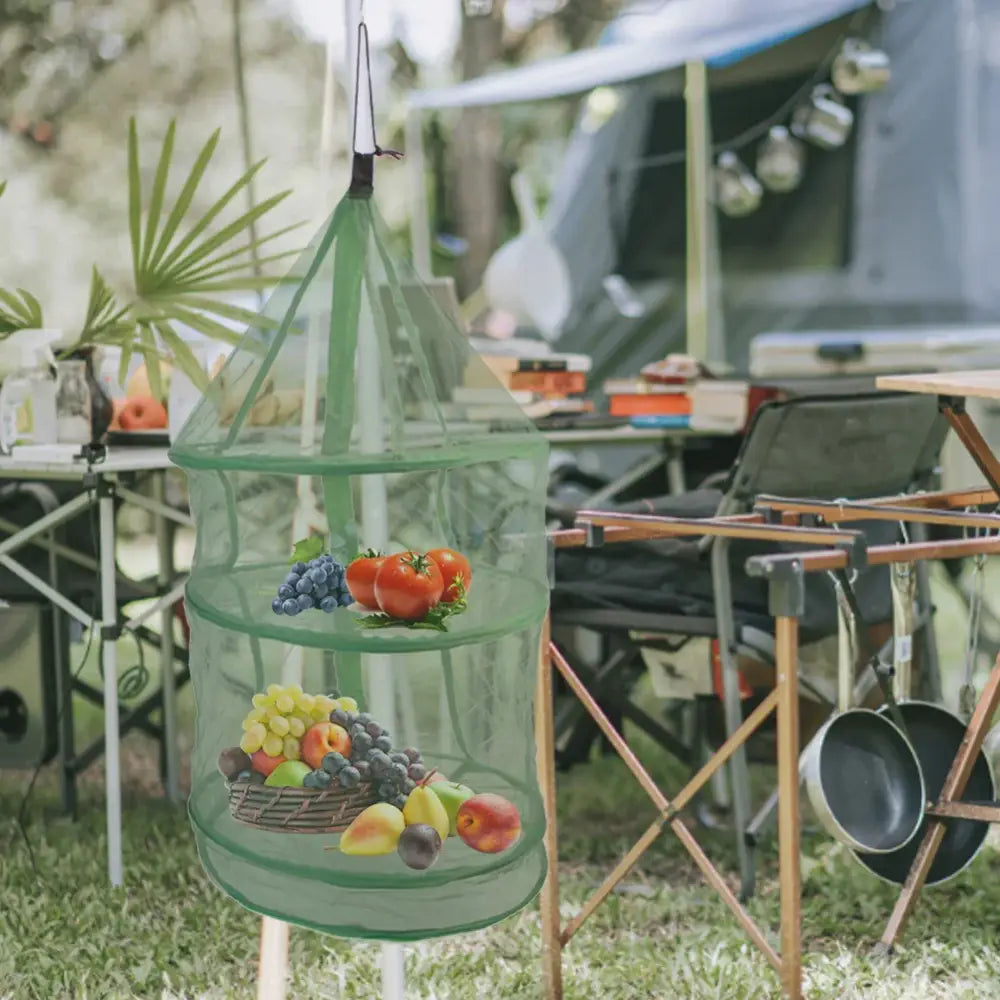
left=604, top=371, right=756, bottom=431
left=460, top=348, right=593, bottom=421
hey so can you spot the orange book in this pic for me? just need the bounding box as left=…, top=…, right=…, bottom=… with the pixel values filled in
left=509, top=370, right=588, bottom=396
left=609, top=392, right=691, bottom=417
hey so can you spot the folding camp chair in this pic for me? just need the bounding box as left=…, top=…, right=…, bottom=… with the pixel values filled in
left=550, top=391, right=951, bottom=898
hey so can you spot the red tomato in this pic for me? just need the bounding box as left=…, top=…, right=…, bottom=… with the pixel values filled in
left=426, top=548, right=472, bottom=603
left=374, top=552, right=444, bottom=621
left=345, top=549, right=385, bottom=610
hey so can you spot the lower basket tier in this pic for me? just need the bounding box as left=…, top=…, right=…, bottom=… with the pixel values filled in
left=189, top=752, right=548, bottom=940
left=194, top=826, right=548, bottom=941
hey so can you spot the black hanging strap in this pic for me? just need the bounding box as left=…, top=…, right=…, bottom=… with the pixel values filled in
left=349, top=19, right=403, bottom=197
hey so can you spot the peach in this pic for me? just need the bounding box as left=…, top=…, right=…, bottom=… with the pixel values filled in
left=119, top=395, right=168, bottom=430
left=250, top=750, right=287, bottom=777
left=301, top=722, right=351, bottom=770
left=456, top=793, right=521, bottom=854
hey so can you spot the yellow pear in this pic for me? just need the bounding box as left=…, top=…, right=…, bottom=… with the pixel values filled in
left=339, top=803, right=405, bottom=856
left=402, top=786, right=450, bottom=841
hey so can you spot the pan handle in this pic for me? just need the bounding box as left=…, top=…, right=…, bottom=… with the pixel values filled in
left=833, top=569, right=913, bottom=743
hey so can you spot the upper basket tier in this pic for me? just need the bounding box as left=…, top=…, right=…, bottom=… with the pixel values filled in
left=168, top=195, right=546, bottom=476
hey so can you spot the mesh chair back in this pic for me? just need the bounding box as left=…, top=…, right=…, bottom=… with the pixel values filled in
left=720, top=392, right=949, bottom=635
left=725, top=392, right=948, bottom=502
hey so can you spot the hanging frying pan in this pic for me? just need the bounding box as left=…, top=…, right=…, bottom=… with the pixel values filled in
left=852, top=701, right=996, bottom=886
left=803, top=708, right=926, bottom=854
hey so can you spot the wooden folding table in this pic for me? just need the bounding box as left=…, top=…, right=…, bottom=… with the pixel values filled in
left=533, top=369, right=1000, bottom=998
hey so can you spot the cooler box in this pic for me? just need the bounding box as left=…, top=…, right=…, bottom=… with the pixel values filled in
left=749, top=326, right=1000, bottom=492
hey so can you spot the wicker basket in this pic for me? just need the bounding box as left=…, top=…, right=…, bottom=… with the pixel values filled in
left=228, top=779, right=378, bottom=833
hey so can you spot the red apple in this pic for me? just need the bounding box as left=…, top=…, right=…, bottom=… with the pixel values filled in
left=301, top=722, right=351, bottom=769
left=456, top=793, right=521, bottom=854
left=250, top=750, right=287, bottom=777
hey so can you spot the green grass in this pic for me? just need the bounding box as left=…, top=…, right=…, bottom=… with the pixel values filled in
left=2, top=564, right=1000, bottom=999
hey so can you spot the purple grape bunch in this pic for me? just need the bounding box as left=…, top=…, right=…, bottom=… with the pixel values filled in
left=271, top=555, right=353, bottom=616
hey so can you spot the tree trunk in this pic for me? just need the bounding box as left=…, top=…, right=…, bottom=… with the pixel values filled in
left=453, top=1, right=505, bottom=298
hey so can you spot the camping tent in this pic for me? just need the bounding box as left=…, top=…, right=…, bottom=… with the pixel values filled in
left=407, top=0, right=991, bottom=383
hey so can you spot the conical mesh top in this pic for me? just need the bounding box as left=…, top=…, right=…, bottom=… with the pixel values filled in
left=171, top=195, right=542, bottom=474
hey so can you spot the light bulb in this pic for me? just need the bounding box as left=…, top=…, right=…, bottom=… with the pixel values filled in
left=755, top=126, right=805, bottom=193
left=791, top=84, right=854, bottom=150
left=713, top=151, right=763, bottom=218
left=832, top=38, right=891, bottom=95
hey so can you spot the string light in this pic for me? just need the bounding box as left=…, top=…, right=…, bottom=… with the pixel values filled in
left=791, top=84, right=854, bottom=150
left=755, top=125, right=805, bottom=193
left=713, top=151, right=763, bottom=217
left=832, top=37, right=891, bottom=94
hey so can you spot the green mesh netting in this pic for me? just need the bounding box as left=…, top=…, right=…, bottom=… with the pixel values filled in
left=170, top=187, right=550, bottom=940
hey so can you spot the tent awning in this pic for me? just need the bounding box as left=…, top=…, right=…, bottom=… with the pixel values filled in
left=407, top=0, right=872, bottom=110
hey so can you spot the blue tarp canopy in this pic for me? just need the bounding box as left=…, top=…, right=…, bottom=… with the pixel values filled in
left=408, top=0, right=872, bottom=109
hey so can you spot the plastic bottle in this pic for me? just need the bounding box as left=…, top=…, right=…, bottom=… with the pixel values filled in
left=0, top=334, right=60, bottom=454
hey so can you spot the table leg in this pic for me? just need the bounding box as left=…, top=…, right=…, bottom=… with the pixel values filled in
left=776, top=615, right=802, bottom=1000
left=49, top=527, right=76, bottom=817
left=99, top=479, right=123, bottom=887
left=881, top=655, right=1000, bottom=950
left=666, top=440, right=686, bottom=495
left=940, top=400, right=1000, bottom=495
left=154, top=473, right=180, bottom=802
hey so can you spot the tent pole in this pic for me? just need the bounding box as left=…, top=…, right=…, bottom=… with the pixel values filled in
left=407, top=107, right=433, bottom=278
left=684, top=60, right=724, bottom=367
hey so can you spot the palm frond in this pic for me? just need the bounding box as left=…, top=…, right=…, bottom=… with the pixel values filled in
left=80, top=268, right=132, bottom=341
left=128, top=119, right=142, bottom=282
left=0, top=288, right=44, bottom=336
left=154, top=322, right=210, bottom=391
left=140, top=120, right=176, bottom=272
left=157, top=190, right=291, bottom=285
left=145, top=127, right=221, bottom=272
left=167, top=222, right=306, bottom=283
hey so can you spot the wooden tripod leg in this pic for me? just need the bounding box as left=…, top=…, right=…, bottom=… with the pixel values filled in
left=775, top=616, right=802, bottom=1000
left=881, top=655, right=1000, bottom=950
left=536, top=614, right=563, bottom=1000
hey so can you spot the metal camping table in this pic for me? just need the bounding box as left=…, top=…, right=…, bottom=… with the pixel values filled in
left=0, top=445, right=191, bottom=887
left=541, top=423, right=723, bottom=500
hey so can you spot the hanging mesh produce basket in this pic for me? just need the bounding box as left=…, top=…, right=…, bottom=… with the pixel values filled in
left=170, top=70, right=550, bottom=939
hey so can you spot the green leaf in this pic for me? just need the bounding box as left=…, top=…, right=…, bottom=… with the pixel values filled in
left=140, top=304, right=246, bottom=345
left=138, top=326, right=163, bottom=400
left=128, top=118, right=142, bottom=283
left=159, top=191, right=291, bottom=282
left=140, top=120, right=176, bottom=272
left=154, top=322, right=209, bottom=392
left=80, top=268, right=132, bottom=341
left=167, top=222, right=306, bottom=283
left=145, top=128, right=221, bottom=272
left=15, top=289, right=43, bottom=326
left=118, top=342, right=133, bottom=388
left=0, top=181, right=7, bottom=200
left=356, top=596, right=467, bottom=633
left=166, top=275, right=288, bottom=294
left=166, top=296, right=268, bottom=328
left=0, top=288, right=43, bottom=330
left=290, top=535, right=326, bottom=564
left=155, top=159, right=268, bottom=277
